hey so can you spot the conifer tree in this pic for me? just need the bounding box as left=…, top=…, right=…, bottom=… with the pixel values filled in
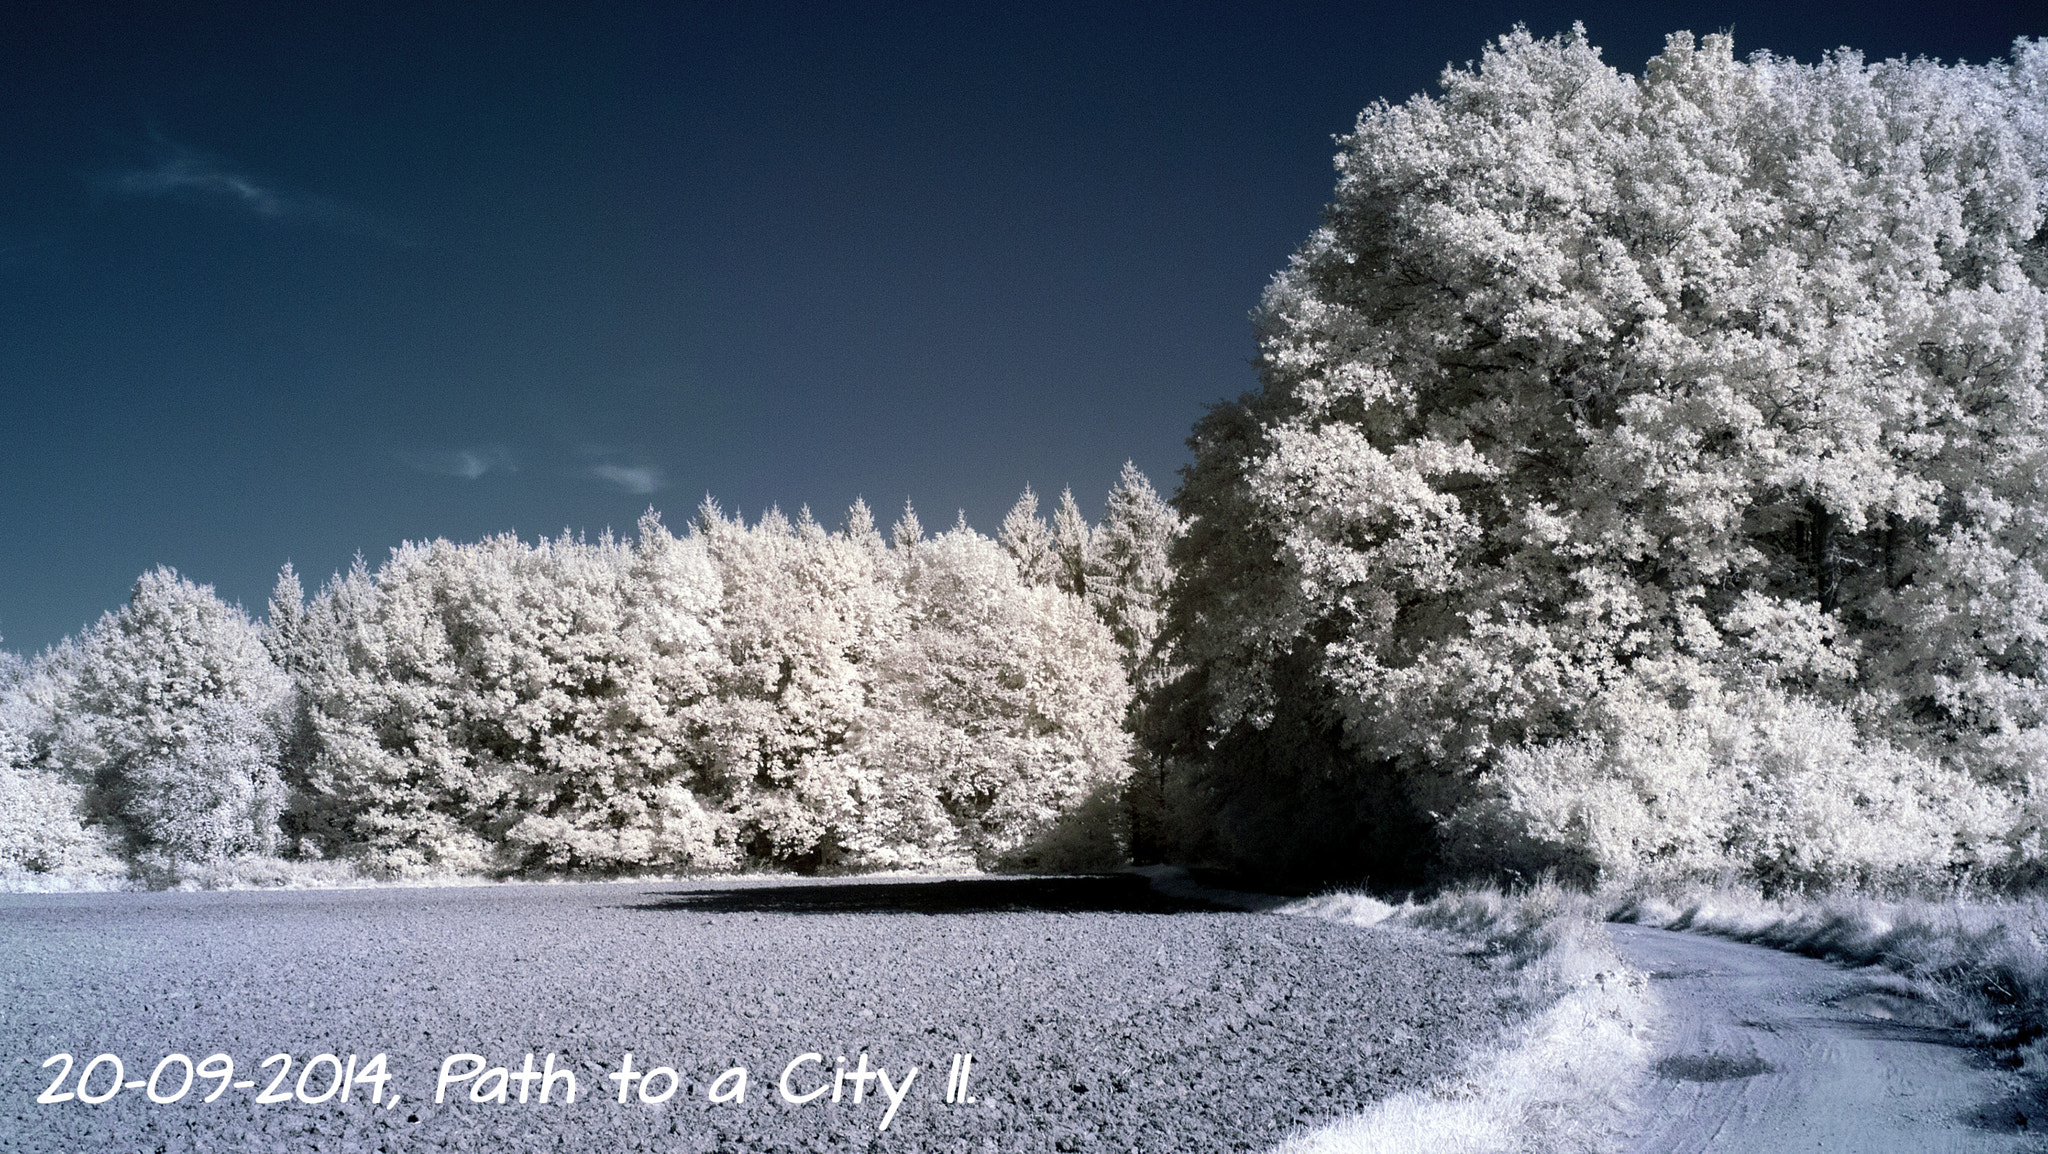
left=1050, top=487, right=1095, bottom=599
left=1000, top=486, right=1059, bottom=587
left=890, top=501, right=924, bottom=553
left=1089, top=463, right=1184, bottom=679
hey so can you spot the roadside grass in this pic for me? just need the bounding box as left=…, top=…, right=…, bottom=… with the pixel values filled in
left=1269, top=882, right=1657, bottom=1154
left=1612, top=884, right=2048, bottom=1065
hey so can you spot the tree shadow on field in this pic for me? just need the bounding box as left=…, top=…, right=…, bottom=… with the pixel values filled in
left=625, top=874, right=1240, bottom=916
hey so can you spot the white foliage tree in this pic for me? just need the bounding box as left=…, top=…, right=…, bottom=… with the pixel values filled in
left=891, top=501, right=925, bottom=553
left=1050, top=487, right=1095, bottom=598
left=687, top=499, right=894, bottom=869
left=0, top=641, right=122, bottom=880
left=279, top=518, right=728, bottom=876
left=853, top=523, right=1134, bottom=869
left=268, top=491, right=1145, bottom=878
left=1152, top=27, right=2048, bottom=885
left=999, top=485, right=1060, bottom=587
left=50, top=568, right=290, bottom=868
left=1088, top=462, right=1185, bottom=681
left=0, top=644, right=38, bottom=775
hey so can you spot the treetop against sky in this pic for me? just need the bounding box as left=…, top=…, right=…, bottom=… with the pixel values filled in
left=0, top=1, right=2035, bottom=655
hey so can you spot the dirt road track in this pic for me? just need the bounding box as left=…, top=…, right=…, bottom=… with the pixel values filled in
left=1610, top=923, right=2048, bottom=1153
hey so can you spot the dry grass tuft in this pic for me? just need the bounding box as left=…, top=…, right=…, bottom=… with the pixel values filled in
left=1269, top=882, right=1658, bottom=1153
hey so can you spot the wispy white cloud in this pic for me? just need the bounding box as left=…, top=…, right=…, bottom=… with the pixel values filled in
left=591, top=464, right=664, bottom=495
left=111, top=151, right=291, bottom=216
left=403, top=446, right=515, bottom=480
left=99, top=134, right=413, bottom=243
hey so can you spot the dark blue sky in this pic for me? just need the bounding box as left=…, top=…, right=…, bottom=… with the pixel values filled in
left=0, top=1, right=2034, bottom=654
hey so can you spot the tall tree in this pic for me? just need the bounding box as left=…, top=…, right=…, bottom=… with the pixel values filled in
left=0, top=635, right=123, bottom=880
left=690, top=500, right=890, bottom=869
left=1150, top=28, right=2048, bottom=884
left=1088, top=462, right=1184, bottom=680
left=281, top=523, right=728, bottom=876
left=1050, top=487, right=1095, bottom=599
left=891, top=501, right=925, bottom=553
left=999, top=485, right=1059, bottom=587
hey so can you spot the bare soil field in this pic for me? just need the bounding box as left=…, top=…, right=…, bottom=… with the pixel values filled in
left=0, top=875, right=1517, bottom=1153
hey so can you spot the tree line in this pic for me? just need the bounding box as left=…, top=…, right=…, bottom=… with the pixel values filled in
left=0, top=470, right=1179, bottom=884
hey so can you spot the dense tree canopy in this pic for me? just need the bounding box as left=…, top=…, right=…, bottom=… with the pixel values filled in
left=1149, top=28, right=2048, bottom=887
left=264, top=503, right=1145, bottom=878
left=1, top=469, right=1175, bottom=885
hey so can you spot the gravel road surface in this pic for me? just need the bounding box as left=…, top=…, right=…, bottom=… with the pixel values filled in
left=1612, top=923, right=2048, bottom=1153
left=1, top=875, right=1516, bottom=1153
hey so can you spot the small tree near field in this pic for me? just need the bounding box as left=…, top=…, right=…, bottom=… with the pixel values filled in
left=52, top=568, right=290, bottom=871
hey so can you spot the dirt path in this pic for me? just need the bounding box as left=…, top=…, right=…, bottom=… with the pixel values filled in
left=1610, top=923, right=2047, bottom=1153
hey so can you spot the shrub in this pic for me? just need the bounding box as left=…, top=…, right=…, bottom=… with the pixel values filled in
left=1447, top=687, right=2013, bottom=891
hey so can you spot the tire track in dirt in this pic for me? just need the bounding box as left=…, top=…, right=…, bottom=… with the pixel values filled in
left=1611, top=923, right=2048, bottom=1153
